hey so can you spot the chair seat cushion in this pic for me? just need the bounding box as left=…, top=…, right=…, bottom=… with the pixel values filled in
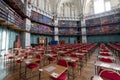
left=68, top=62, right=77, bottom=67
left=79, top=57, right=83, bottom=60
left=100, top=70, right=120, bottom=80
left=100, top=58, right=113, bottom=63
left=60, top=54, right=67, bottom=57
left=36, top=60, right=40, bottom=63
left=54, top=73, right=67, bottom=80
left=16, top=60, right=22, bottom=63
left=8, top=56, right=13, bottom=59
left=27, top=63, right=38, bottom=69
left=48, top=57, right=56, bottom=61
left=100, top=53, right=110, bottom=56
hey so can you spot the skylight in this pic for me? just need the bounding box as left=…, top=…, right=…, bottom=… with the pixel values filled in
left=94, top=0, right=105, bottom=14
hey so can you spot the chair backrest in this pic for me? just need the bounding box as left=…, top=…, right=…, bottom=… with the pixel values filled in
left=78, top=50, right=83, bottom=53
left=102, top=49, right=109, bottom=52
left=57, top=60, right=67, bottom=67
left=51, top=51, right=57, bottom=54
left=70, top=54, right=77, bottom=58
left=36, top=54, right=41, bottom=59
left=100, top=53, right=110, bottom=56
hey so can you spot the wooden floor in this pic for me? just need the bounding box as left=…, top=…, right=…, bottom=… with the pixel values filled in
left=0, top=49, right=119, bottom=80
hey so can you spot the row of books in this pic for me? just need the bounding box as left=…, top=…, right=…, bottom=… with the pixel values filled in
left=86, top=13, right=120, bottom=26
left=31, top=11, right=52, bottom=25
left=58, top=20, right=80, bottom=27
left=86, top=24, right=120, bottom=34
left=30, top=22, right=53, bottom=34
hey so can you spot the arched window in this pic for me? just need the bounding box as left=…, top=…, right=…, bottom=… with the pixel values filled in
left=105, top=1, right=111, bottom=11
left=94, top=0, right=111, bottom=14
left=94, top=0, right=105, bottom=14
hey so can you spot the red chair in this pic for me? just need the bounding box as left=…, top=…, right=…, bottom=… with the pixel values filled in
left=53, top=73, right=67, bottom=80
left=51, top=60, right=68, bottom=80
left=48, top=57, right=56, bottom=63
left=16, top=58, right=23, bottom=77
left=102, top=49, right=109, bottom=52
left=57, top=59, right=68, bottom=67
left=51, top=51, right=57, bottom=57
left=27, top=63, right=38, bottom=69
left=29, top=50, right=34, bottom=55
left=60, top=53, right=67, bottom=57
left=99, top=58, right=113, bottom=63
left=99, top=69, right=120, bottom=80
left=41, top=50, right=45, bottom=55
left=78, top=50, right=83, bottom=53
left=26, top=63, right=39, bottom=78
left=68, top=54, right=78, bottom=79
left=8, top=54, right=14, bottom=65
left=35, top=54, right=41, bottom=64
left=100, top=53, right=110, bottom=56
left=15, top=50, right=19, bottom=55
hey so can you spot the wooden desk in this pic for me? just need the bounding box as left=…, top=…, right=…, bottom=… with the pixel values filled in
left=63, top=56, right=78, bottom=62
left=94, top=61, right=120, bottom=74
left=37, top=48, right=44, bottom=51
left=24, top=57, right=40, bottom=79
left=34, top=51, right=41, bottom=54
left=92, top=75, right=103, bottom=80
left=44, top=54, right=57, bottom=57
left=39, top=63, right=67, bottom=79
left=75, top=53, right=86, bottom=56
left=58, top=51, right=66, bottom=54
left=99, top=52, right=112, bottom=54
left=75, top=52, right=87, bottom=62
left=15, top=54, right=25, bottom=60
left=46, top=50, right=52, bottom=52
left=13, top=48, right=21, bottom=50
left=66, top=49, right=71, bottom=51
left=82, top=50, right=88, bottom=53
left=98, top=55, right=115, bottom=60
left=26, top=49, right=31, bottom=51
left=24, top=58, right=40, bottom=64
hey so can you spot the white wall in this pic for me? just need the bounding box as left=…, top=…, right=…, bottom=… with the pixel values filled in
left=58, top=2, right=79, bottom=18
left=84, top=0, right=94, bottom=16
left=110, top=0, right=120, bottom=9
left=84, top=0, right=120, bottom=16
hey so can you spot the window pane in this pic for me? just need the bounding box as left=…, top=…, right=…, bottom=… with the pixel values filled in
left=94, top=0, right=105, bottom=14
left=2, top=28, right=6, bottom=50
left=105, top=1, right=111, bottom=11
left=8, top=30, right=11, bottom=48
left=0, top=28, right=2, bottom=50
left=5, top=29, right=9, bottom=51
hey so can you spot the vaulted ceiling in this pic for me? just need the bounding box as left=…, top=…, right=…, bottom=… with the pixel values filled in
left=27, top=0, right=120, bottom=18
left=49, top=0, right=89, bottom=17
left=28, top=0, right=92, bottom=17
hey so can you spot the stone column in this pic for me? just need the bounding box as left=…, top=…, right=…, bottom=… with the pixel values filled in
left=54, top=19, right=59, bottom=42
left=21, top=0, right=31, bottom=48
left=81, top=19, right=87, bottom=43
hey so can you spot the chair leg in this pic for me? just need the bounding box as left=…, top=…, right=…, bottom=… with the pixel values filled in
left=49, top=61, right=50, bottom=64
left=79, top=61, right=83, bottom=75
left=39, top=71, right=41, bottom=80
left=19, top=63, right=22, bottom=78
left=72, top=67, right=75, bottom=80
left=67, top=70, right=69, bottom=80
